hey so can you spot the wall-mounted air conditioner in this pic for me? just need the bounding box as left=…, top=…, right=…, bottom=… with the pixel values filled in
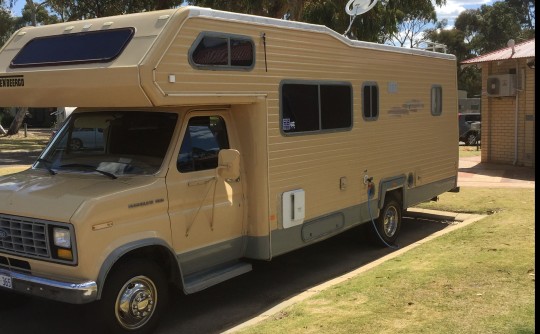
left=487, top=74, right=516, bottom=97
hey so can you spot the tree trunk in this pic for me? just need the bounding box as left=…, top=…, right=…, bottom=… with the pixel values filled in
left=26, top=0, right=37, bottom=26
left=7, top=107, right=28, bottom=135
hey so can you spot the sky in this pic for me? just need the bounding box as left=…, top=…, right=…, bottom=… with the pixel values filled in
left=435, top=0, right=499, bottom=27
left=10, top=0, right=500, bottom=28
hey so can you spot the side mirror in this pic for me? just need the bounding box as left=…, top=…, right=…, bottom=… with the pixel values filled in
left=217, top=149, right=241, bottom=181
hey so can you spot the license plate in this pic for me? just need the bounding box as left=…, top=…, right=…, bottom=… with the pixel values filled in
left=0, top=273, right=13, bottom=289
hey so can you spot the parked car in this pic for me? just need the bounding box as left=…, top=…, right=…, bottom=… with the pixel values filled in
left=459, top=112, right=481, bottom=146
left=50, top=127, right=104, bottom=151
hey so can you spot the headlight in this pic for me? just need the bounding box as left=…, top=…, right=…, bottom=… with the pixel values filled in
left=53, top=227, right=71, bottom=248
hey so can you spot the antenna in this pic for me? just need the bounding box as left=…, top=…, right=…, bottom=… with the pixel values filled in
left=343, top=0, right=388, bottom=38
left=507, top=39, right=516, bottom=56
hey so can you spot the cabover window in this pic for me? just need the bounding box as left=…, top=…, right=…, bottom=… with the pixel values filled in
left=362, top=82, right=379, bottom=121
left=10, top=28, right=134, bottom=68
left=189, top=33, right=254, bottom=70
left=281, top=81, right=352, bottom=134
left=431, top=85, right=443, bottom=116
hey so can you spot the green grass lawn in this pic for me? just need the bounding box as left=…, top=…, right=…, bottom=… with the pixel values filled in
left=0, top=130, right=50, bottom=152
left=237, top=188, right=535, bottom=334
left=459, top=144, right=482, bottom=158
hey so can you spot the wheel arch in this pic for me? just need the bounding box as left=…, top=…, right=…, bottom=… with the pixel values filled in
left=377, top=175, right=405, bottom=210
left=95, top=238, right=182, bottom=300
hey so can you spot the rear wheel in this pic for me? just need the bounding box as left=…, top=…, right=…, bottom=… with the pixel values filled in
left=370, top=196, right=402, bottom=246
left=98, top=259, right=168, bottom=334
left=69, top=138, right=83, bottom=151
left=466, top=132, right=478, bottom=146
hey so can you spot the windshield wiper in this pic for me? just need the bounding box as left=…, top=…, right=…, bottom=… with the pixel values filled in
left=58, top=163, right=118, bottom=179
left=36, top=158, right=57, bottom=175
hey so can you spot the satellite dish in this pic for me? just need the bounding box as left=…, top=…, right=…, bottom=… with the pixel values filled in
left=345, top=0, right=378, bottom=16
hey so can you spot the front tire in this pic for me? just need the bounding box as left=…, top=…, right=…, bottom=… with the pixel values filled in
left=99, top=259, right=168, bottom=334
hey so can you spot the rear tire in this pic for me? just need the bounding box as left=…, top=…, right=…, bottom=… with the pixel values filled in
left=98, top=259, right=168, bottom=334
left=69, top=138, right=83, bottom=151
left=466, top=132, right=478, bottom=146
left=370, top=196, right=402, bottom=246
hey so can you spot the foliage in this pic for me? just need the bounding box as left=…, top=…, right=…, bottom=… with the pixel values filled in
left=0, top=5, right=13, bottom=45
left=45, top=0, right=183, bottom=21
left=189, top=0, right=446, bottom=43
left=424, top=0, right=535, bottom=97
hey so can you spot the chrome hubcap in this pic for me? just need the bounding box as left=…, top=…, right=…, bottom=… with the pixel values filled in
left=115, top=276, right=157, bottom=330
left=383, top=206, right=398, bottom=238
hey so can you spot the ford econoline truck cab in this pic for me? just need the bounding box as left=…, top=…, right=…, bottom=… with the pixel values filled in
left=0, top=6, right=459, bottom=333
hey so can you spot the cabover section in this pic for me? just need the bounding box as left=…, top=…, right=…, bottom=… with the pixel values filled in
left=0, top=9, right=183, bottom=107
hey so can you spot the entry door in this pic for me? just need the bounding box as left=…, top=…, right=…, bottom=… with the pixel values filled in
left=167, top=113, right=245, bottom=275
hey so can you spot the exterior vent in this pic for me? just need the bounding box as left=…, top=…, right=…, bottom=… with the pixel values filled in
left=487, top=74, right=516, bottom=97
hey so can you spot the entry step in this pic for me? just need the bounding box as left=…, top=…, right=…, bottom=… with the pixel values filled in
left=184, top=261, right=252, bottom=294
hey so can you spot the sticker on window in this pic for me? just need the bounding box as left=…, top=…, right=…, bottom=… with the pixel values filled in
left=283, top=118, right=295, bottom=131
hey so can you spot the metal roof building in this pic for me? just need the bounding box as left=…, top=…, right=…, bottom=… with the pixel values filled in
left=462, top=38, right=535, bottom=66
left=461, top=38, right=535, bottom=167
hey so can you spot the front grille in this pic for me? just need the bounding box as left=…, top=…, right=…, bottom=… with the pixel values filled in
left=0, top=215, right=50, bottom=259
left=0, top=255, right=31, bottom=273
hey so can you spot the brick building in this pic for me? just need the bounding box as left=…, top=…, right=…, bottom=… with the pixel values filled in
left=462, top=39, right=535, bottom=167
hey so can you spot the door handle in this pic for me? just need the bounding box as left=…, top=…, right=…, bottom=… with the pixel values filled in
left=188, top=177, right=216, bottom=187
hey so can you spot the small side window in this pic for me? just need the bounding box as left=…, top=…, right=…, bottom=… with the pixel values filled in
left=190, top=32, right=254, bottom=70
left=362, top=82, right=379, bottom=121
left=431, top=85, right=443, bottom=116
left=178, top=116, right=230, bottom=173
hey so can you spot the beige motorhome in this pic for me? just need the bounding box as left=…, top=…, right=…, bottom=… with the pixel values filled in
left=0, top=6, right=458, bottom=333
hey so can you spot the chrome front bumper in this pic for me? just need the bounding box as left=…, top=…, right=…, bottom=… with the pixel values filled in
left=0, top=268, right=97, bottom=304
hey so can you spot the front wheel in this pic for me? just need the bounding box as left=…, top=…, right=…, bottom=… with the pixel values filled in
left=370, top=196, right=402, bottom=246
left=98, top=259, right=168, bottom=334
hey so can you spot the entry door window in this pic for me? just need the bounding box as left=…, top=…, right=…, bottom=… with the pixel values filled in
left=177, top=116, right=230, bottom=173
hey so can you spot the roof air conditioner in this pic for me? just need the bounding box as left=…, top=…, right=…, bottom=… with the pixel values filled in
left=487, top=74, right=516, bottom=97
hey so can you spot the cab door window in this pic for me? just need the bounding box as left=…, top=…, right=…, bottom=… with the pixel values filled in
left=177, top=116, right=230, bottom=173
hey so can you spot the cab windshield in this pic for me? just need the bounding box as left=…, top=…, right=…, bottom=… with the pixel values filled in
left=35, top=111, right=178, bottom=177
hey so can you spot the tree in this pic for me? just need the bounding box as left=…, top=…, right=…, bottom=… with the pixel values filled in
left=45, top=0, right=184, bottom=21
left=385, top=10, right=436, bottom=47
left=506, top=0, right=535, bottom=30
left=424, top=20, right=481, bottom=96
left=424, top=0, right=535, bottom=97
left=189, top=0, right=446, bottom=43
left=0, top=6, right=14, bottom=46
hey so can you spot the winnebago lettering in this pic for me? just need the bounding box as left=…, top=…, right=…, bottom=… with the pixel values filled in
left=0, top=75, right=24, bottom=87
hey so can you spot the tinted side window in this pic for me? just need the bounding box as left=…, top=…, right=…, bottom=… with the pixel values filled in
left=282, top=84, right=319, bottom=132
left=362, top=82, right=379, bottom=120
left=11, top=28, right=134, bottom=68
left=431, top=85, right=443, bottom=116
left=320, top=85, right=352, bottom=129
left=190, top=33, right=254, bottom=69
left=178, top=116, right=230, bottom=173
left=281, top=81, right=352, bottom=134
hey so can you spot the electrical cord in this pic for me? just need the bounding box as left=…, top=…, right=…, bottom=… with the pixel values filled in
left=366, top=181, right=399, bottom=249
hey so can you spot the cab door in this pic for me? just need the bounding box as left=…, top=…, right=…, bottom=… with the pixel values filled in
left=166, top=112, right=245, bottom=275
